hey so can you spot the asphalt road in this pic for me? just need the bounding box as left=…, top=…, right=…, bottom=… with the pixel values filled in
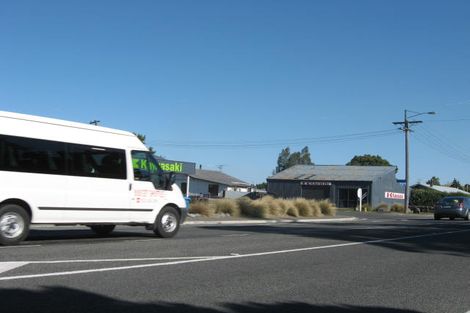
left=1, top=212, right=469, bottom=313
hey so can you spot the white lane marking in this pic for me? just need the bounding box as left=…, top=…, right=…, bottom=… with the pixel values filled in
left=0, top=245, right=41, bottom=249
left=127, top=239, right=162, bottom=243
left=0, top=262, right=29, bottom=275
left=222, top=234, right=250, bottom=237
left=1, top=229, right=469, bottom=282
left=21, top=256, right=222, bottom=264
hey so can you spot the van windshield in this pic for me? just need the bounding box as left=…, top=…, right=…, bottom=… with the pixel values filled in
left=131, top=151, right=165, bottom=188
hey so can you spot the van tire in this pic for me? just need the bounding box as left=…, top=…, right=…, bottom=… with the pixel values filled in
left=0, top=204, right=30, bottom=246
left=89, top=225, right=116, bottom=236
left=153, top=206, right=180, bottom=238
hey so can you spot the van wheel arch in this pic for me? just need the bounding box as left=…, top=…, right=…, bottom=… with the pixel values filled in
left=0, top=199, right=32, bottom=221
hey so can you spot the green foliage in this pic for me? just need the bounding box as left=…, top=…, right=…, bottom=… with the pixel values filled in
left=256, top=182, right=268, bottom=190
left=449, top=178, right=463, bottom=190
left=275, top=146, right=313, bottom=173
left=346, top=154, right=393, bottom=167
left=426, top=176, right=440, bottom=186
left=410, top=188, right=468, bottom=207
left=134, top=132, right=156, bottom=155
left=410, top=189, right=444, bottom=207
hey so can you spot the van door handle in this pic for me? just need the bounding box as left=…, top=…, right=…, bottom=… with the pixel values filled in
left=129, top=183, right=132, bottom=191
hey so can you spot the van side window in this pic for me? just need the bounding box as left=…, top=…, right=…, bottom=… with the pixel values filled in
left=131, top=151, right=165, bottom=189
left=68, top=144, right=126, bottom=179
left=0, top=135, right=66, bottom=175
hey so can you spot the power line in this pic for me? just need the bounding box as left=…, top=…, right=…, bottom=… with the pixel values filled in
left=413, top=125, right=470, bottom=164
left=426, top=118, right=470, bottom=123
left=150, top=129, right=400, bottom=149
left=418, top=125, right=470, bottom=155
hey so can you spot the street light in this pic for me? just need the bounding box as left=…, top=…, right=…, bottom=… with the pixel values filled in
left=393, top=110, right=436, bottom=213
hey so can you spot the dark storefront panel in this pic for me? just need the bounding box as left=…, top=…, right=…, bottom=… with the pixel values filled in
left=301, top=185, right=330, bottom=200
left=337, top=187, right=369, bottom=208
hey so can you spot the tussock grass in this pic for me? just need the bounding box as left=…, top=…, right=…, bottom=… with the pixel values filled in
left=318, top=200, right=334, bottom=216
left=259, top=196, right=286, bottom=216
left=189, top=197, right=336, bottom=218
left=375, top=203, right=390, bottom=212
left=286, top=207, right=299, bottom=217
left=362, top=203, right=373, bottom=212
left=189, top=201, right=215, bottom=217
left=238, top=197, right=269, bottom=218
left=211, top=199, right=240, bottom=217
left=294, top=198, right=313, bottom=217
left=390, top=203, right=405, bottom=213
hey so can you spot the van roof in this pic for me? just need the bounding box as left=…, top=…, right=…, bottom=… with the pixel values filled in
left=0, top=110, right=135, bottom=137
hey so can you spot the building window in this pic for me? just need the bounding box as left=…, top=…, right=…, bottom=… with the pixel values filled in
left=208, top=184, right=219, bottom=197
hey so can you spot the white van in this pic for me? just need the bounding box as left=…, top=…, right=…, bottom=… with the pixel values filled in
left=0, top=111, right=188, bottom=245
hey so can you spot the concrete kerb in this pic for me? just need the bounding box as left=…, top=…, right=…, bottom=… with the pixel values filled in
left=184, top=217, right=357, bottom=226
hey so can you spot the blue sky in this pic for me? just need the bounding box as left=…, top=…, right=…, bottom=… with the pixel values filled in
left=1, top=0, right=469, bottom=185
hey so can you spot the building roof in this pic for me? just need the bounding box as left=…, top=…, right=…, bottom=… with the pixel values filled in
left=268, top=165, right=397, bottom=181
left=411, top=183, right=470, bottom=195
left=191, top=169, right=250, bottom=187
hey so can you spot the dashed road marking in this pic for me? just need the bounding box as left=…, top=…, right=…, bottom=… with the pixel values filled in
left=0, top=245, right=41, bottom=249
left=0, top=262, right=29, bottom=275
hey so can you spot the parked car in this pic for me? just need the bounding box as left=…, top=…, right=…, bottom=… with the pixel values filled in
left=434, top=196, right=470, bottom=220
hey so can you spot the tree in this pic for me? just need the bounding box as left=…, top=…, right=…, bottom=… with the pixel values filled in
left=464, top=184, right=470, bottom=192
left=255, top=182, right=267, bottom=190
left=134, top=133, right=156, bottom=155
left=275, top=146, right=313, bottom=173
left=346, top=154, right=392, bottom=167
left=449, top=178, right=463, bottom=190
left=426, top=176, right=440, bottom=186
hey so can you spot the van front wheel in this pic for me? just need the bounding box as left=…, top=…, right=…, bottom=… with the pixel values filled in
left=0, top=204, right=30, bottom=246
left=153, top=206, right=180, bottom=238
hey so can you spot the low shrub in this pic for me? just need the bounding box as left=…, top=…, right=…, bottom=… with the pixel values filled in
left=237, top=197, right=269, bottom=218
left=189, top=201, right=215, bottom=217
left=286, top=206, right=299, bottom=217
left=259, top=196, right=285, bottom=217
left=319, top=199, right=336, bottom=216
left=294, top=198, right=314, bottom=217
left=390, top=203, right=405, bottom=213
left=190, top=197, right=337, bottom=218
left=212, top=199, right=240, bottom=217
left=375, top=203, right=390, bottom=212
left=362, top=203, right=373, bottom=212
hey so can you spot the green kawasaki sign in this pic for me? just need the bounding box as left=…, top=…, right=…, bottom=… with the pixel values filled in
left=157, top=159, right=196, bottom=175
